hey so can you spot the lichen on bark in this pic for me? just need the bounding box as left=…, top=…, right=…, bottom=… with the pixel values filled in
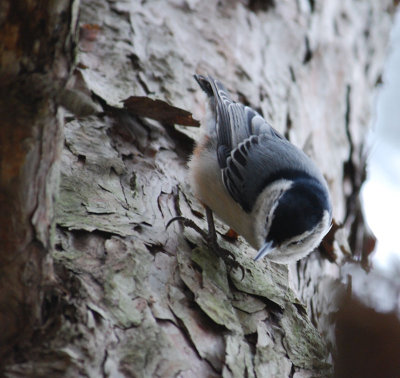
left=2, top=0, right=396, bottom=377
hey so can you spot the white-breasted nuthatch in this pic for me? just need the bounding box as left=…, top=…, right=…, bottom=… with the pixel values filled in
left=187, top=74, right=332, bottom=263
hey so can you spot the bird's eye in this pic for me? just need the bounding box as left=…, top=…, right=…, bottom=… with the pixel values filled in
left=289, top=240, right=302, bottom=246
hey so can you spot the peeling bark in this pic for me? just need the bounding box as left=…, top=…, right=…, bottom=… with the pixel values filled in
left=1, top=0, right=395, bottom=376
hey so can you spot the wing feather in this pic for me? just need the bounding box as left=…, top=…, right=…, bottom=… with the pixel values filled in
left=197, top=75, right=324, bottom=213
left=223, top=133, right=324, bottom=212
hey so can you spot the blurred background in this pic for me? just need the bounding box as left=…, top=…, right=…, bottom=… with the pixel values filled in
left=362, top=9, right=400, bottom=271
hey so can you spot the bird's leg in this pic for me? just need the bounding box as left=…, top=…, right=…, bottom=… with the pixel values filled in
left=203, top=207, right=238, bottom=267
left=167, top=207, right=242, bottom=274
left=204, top=206, right=218, bottom=246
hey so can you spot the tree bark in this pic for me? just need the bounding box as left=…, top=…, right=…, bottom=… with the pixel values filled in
left=1, top=0, right=395, bottom=376
left=0, top=0, right=78, bottom=360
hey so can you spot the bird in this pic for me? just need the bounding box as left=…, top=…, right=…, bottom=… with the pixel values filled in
left=170, top=74, right=332, bottom=264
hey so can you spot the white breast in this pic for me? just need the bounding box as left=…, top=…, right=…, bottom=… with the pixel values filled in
left=188, top=143, right=257, bottom=248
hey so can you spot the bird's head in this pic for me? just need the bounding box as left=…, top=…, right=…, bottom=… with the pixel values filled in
left=254, top=176, right=332, bottom=263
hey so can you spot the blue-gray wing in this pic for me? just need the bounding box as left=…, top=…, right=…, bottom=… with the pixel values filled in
left=222, top=133, right=325, bottom=213
left=198, top=75, right=278, bottom=167
left=195, top=75, right=323, bottom=213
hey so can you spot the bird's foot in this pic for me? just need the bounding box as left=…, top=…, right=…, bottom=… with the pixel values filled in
left=167, top=215, right=243, bottom=278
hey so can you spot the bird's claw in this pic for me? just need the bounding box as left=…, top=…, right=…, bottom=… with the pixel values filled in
left=167, top=215, right=244, bottom=279
left=167, top=216, right=208, bottom=240
left=211, top=244, right=244, bottom=279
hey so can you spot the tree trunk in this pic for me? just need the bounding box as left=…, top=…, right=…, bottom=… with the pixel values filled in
left=1, top=0, right=395, bottom=376
left=0, top=0, right=78, bottom=360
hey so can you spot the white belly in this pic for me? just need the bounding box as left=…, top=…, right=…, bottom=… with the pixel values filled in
left=188, top=146, right=257, bottom=249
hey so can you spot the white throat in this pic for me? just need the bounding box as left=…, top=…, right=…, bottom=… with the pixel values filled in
left=251, top=179, right=293, bottom=249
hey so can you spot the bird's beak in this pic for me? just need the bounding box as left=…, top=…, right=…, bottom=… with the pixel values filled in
left=254, top=241, right=275, bottom=262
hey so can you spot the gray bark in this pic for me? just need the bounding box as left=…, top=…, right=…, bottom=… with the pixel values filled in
left=1, top=0, right=395, bottom=377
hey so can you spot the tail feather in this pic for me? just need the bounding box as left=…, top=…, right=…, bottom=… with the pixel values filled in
left=194, top=74, right=214, bottom=97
